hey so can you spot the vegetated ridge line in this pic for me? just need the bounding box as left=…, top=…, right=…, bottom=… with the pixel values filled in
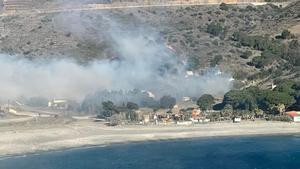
left=1, top=1, right=268, bottom=16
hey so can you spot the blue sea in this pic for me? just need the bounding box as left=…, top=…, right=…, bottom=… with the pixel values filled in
left=1, top=135, right=300, bottom=169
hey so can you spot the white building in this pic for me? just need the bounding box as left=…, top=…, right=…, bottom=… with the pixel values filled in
left=293, top=116, right=300, bottom=122
left=48, top=99, right=68, bottom=110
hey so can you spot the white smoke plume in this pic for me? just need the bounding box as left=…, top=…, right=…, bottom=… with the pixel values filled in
left=0, top=8, right=233, bottom=102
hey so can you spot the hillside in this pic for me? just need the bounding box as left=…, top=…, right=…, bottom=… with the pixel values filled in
left=0, top=1, right=299, bottom=88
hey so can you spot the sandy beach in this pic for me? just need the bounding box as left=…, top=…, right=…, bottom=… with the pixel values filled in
left=0, top=118, right=300, bottom=157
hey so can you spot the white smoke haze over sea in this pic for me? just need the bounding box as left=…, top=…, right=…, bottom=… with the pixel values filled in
left=0, top=8, right=233, bottom=102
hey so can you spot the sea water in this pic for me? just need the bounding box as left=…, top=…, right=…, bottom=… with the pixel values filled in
left=1, top=135, right=300, bottom=169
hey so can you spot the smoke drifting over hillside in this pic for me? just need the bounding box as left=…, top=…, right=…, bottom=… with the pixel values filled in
left=0, top=10, right=233, bottom=102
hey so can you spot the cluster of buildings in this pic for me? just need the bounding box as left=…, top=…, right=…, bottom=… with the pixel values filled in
left=130, top=99, right=300, bottom=125
left=129, top=100, right=211, bottom=125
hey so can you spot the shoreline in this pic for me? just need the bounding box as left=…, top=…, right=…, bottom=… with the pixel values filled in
left=0, top=120, right=300, bottom=158
left=1, top=132, right=298, bottom=161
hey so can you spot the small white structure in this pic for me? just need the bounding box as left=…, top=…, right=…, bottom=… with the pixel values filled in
left=48, top=99, right=68, bottom=110
left=293, top=116, right=300, bottom=122
left=191, top=118, right=199, bottom=123
left=147, top=91, right=155, bottom=98
left=190, top=118, right=210, bottom=123
left=215, top=70, right=222, bottom=75
left=229, top=77, right=235, bottom=82
left=185, top=71, right=195, bottom=78
left=204, top=119, right=211, bottom=123
left=186, top=71, right=194, bottom=76
left=271, top=84, right=277, bottom=90
left=233, top=117, right=241, bottom=123
left=177, top=121, right=193, bottom=125
left=182, top=97, right=191, bottom=102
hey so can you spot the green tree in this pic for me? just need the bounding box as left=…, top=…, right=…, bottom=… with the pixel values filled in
left=126, top=102, right=139, bottom=110
left=264, top=90, right=295, bottom=111
left=292, top=83, right=300, bottom=103
left=102, top=101, right=119, bottom=117
left=274, top=81, right=296, bottom=95
left=159, top=95, right=176, bottom=109
left=251, top=50, right=277, bottom=68
left=197, top=94, right=215, bottom=111
left=223, top=89, right=257, bottom=111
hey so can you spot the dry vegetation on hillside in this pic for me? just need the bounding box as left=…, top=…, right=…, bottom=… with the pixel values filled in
left=0, top=1, right=299, bottom=86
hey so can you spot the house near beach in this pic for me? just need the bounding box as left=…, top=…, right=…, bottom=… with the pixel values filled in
left=286, top=111, right=300, bottom=122
left=233, top=117, right=242, bottom=123
left=48, top=99, right=69, bottom=110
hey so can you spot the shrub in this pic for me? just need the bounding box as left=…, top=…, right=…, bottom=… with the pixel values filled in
left=268, top=115, right=292, bottom=122
left=210, top=55, right=223, bottom=67
left=219, top=18, right=225, bottom=22
left=281, top=30, right=293, bottom=39
left=240, top=51, right=252, bottom=59
left=245, top=5, right=256, bottom=11
left=232, top=31, right=300, bottom=67
left=212, top=39, right=219, bottom=46
left=187, top=56, right=200, bottom=70
left=159, top=96, right=176, bottom=109
left=207, top=22, right=224, bottom=36
left=220, top=3, right=229, bottom=11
